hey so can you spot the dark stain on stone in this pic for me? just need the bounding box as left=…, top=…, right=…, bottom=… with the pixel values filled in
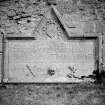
left=55, top=87, right=61, bottom=90
left=67, top=91, right=73, bottom=94
left=56, top=93, right=61, bottom=98
left=27, top=19, right=31, bottom=23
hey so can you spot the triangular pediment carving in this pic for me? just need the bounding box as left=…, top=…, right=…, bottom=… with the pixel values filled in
left=32, top=6, right=69, bottom=40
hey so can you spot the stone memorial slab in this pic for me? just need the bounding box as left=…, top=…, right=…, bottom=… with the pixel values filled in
left=4, top=39, right=96, bottom=83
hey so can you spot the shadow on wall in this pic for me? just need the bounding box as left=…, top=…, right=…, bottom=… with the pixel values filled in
left=93, top=69, right=105, bottom=83
left=65, top=63, right=105, bottom=83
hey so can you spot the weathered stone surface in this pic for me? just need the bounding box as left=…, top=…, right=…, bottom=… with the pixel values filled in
left=102, top=35, right=105, bottom=44
left=95, top=21, right=104, bottom=33
left=4, top=40, right=95, bottom=83
left=62, top=14, right=76, bottom=28
left=62, top=13, right=84, bottom=35
left=0, top=83, right=105, bottom=105
left=101, top=22, right=105, bottom=33
left=57, top=0, right=77, bottom=14
left=0, top=0, right=105, bottom=105
left=83, top=21, right=95, bottom=33
left=0, top=0, right=48, bottom=36
left=66, top=13, right=82, bottom=21
left=0, top=0, right=104, bottom=81
left=67, top=27, right=83, bottom=35
left=0, top=54, right=2, bottom=82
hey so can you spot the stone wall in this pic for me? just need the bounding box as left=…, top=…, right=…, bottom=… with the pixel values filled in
left=0, top=0, right=105, bottom=35
left=1, top=0, right=105, bottom=37
left=0, top=1, right=105, bottom=105
left=0, top=0, right=105, bottom=82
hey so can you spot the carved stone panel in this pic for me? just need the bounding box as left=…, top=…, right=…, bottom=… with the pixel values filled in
left=4, top=39, right=96, bottom=83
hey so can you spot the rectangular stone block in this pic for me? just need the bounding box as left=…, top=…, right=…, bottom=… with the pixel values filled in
left=95, top=21, right=103, bottom=33
left=83, top=21, right=95, bottom=33
left=4, top=39, right=96, bottom=83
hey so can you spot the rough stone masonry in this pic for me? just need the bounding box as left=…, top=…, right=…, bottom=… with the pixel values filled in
left=0, top=0, right=105, bottom=82
left=0, top=0, right=105, bottom=105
